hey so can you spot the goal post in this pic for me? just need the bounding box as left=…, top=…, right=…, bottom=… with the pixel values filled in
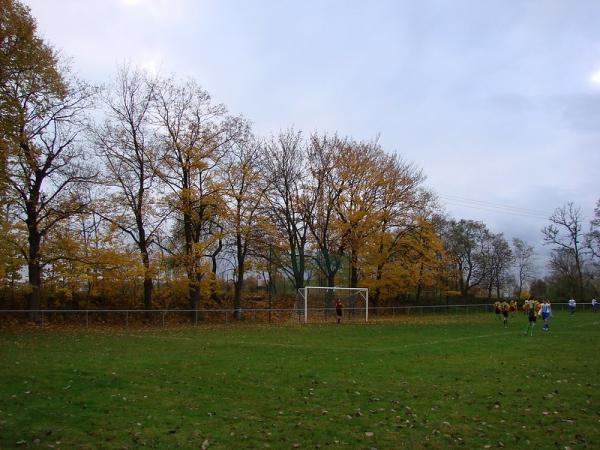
left=297, top=286, right=369, bottom=323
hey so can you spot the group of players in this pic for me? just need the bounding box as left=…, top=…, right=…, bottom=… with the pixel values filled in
left=493, top=298, right=553, bottom=335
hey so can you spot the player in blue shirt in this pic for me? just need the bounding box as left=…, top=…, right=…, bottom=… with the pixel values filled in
left=540, top=300, right=552, bottom=331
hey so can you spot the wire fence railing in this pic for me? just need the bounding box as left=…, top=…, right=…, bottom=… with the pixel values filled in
left=0, top=302, right=596, bottom=328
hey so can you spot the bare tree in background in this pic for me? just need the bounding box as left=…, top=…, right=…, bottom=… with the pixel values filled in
left=90, top=65, right=165, bottom=311
left=442, top=219, right=490, bottom=297
left=586, top=198, right=600, bottom=261
left=512, top=237, right=535, bottom=299
left=542, top=202, right=586, bottom=299
left=261, top=129, right=311, bottom=290
left=490, top=233, right=513, bottom=298
left=305, top=133, right=346, bottom=291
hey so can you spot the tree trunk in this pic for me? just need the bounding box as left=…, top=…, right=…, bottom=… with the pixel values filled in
left=141, top=249, right=152, bottom=313
left=372, top=264, right=384, bottom=308
left=574, top=254, right=584, bottom=299
left=233, top=233, right=246, bottom=320
left=416, top=262, right=424, bottom=303
left=27, top=257, right=42, bottom=322
left=182, top=202, right=200, bottom=320
left=143, top=277, right=152, bottom=310
left=233, top=244, right=244, bottom=320
left=189, top=273, right=201, bottom=312
left=325, top=272, right=336, bottom=308
left=233, top=275, right=243, bottom=320
left=350, top=249, right=358, bottom=288
left=209, top=237, right=222, bottom=304
left=458, top=266, right=466, bottom=297
left=26, top=220, right=42, bottom=322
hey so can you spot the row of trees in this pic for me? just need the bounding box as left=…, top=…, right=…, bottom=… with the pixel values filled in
left=538, top=201, right=600, bottom=300
left=1, top=1, right=598, bottom=318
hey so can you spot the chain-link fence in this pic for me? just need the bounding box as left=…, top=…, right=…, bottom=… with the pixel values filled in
left=1, top=302, right=595, bottom=328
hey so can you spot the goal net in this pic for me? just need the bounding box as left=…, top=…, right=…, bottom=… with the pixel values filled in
left=296, top=287, right=369, bottom=323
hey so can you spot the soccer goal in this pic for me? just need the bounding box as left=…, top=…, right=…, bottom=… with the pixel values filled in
left=296, top=286, right=369, bottom=323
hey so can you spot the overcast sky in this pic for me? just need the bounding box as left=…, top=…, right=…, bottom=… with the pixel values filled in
left=23, top=0, right=600, bottom=271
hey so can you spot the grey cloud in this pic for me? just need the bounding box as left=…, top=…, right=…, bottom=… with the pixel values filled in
left=558, top=93, right=600, bottom=133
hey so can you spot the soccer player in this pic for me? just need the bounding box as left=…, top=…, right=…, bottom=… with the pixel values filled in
left=494, top=301, right=501, bottom=320
left=540, top=300, right=552, bottom=331
left=509, top=300, right=517, bottom=318
left=568, top=297, right=576, bottom=315
left=335, top=299, right=342, bottom=324
left=522, top=300, right=530, bottom=316
left=592, top=298, right=598, bottom=312
left=524, top=300, right=537, bottom=336
left=501, top=301, right=509, bottom=328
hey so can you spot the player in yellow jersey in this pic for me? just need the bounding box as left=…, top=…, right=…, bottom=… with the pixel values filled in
left=509, top=300, right=517, bottom=318
left=501, top=301, right=509, bottom=328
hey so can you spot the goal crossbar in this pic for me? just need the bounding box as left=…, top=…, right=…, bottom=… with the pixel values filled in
left=297, top=286, right=369, bottom=323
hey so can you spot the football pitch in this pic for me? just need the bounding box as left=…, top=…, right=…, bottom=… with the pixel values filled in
left=1, top=312, right=599, bottom=449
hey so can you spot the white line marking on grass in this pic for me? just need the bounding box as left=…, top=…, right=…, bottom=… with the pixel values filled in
left=225, top=319, right=600, bottom=352
left=106, top=320, right=600, bottom=352
left=114, top=332, right=196, bottom=341
left=227, top=331, right=514, bottom=353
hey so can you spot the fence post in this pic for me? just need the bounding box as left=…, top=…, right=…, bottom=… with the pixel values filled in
left=86, top=310, right=89, bottom=329
left=225, top=311, right=228, bottom=323
left=195, top=309, right=198, bottom=326
left=126, top=311, right=129, bottom=330
left=41, top=310, right=44, bottom=328
left=162, top=312, right=165, bottom=328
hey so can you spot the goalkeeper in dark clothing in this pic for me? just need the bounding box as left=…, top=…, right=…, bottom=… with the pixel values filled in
left=335, top=300, right=342, bottom=324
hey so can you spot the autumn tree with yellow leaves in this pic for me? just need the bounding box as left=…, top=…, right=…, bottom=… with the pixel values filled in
left=90, top=65, right=167, bottom=311
left=0, top=0, right=96, bottom=318
left=222, top=131, right=267, bottom=318
left=152, top=76, right=244, bottom=312
left=1, top=0, right=541, bottom=314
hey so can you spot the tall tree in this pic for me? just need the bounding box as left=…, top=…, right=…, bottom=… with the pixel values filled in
left=586, top=198, right=600, bottom=261
left=546, top=247, right=581, bottom=298
left=362, top=151, right=431, bottom=305
left=153, top=76, right=240, bottom=311
left=333, top=139, right=386, bottom=288
left=223, top=131, right=265, bottom=319
left=305, top=133, right=346, bottom=291
left=1, top=0, right=95, bottom=318
left=512, top=237, right=535, bottom=299
left=90, top=65, right=165, bottom=311
left=542, top=202, right=586, bottom=298
left=488, top=233, right=513, bottom=298
left=442, top=219, right=490, bottom=297
left=261, top=129, right=311, bottom=290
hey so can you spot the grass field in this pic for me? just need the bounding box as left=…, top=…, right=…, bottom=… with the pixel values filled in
left=1, top=311, right=599, bottom=449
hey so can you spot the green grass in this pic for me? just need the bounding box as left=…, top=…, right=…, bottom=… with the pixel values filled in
left=1, top=312, right=599, bottom=449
